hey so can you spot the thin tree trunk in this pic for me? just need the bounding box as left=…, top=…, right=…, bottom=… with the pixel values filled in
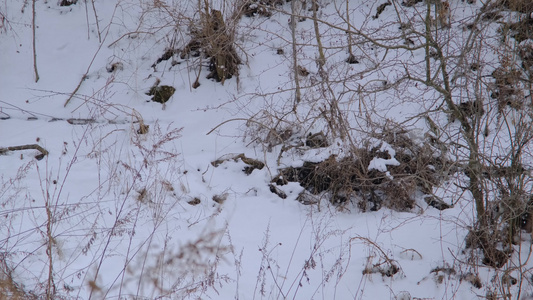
left=91, top=0, right=102, bottom=43
left=346, top=0, right=353, bottom=59
left=32, top=0, right=39, bottom=82
left=291, top=0, right=301, bottom=106
left=312, top=0, right=325, bottom=72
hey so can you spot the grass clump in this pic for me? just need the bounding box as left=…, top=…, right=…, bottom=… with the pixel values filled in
left=181, top=5, right=241, bottom=84
left=272, top=127, right=450, bottom=212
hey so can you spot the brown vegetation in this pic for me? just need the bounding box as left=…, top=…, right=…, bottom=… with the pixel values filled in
left=272, top=128, right=449, bottom=212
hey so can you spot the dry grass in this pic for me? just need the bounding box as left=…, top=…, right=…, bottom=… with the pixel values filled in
left=273, top=126, right=449, bottom=212
left=240, top=0, right=283, bottom=18
left=353, top=236, right=402, bottom=279
left=0, top=11, right=7, bottom=33
left=181, top=2, right=242, bottom=85
left=501, top=0, right=533, bottom=13
left=0, top=259, right=35, bottom=300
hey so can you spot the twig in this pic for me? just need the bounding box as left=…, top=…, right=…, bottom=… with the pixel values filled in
left=32, top=0, right=39, bottom=82
left=84, top=0, right=89, bottom=39
left=64, top=75, right=87, bottom=107
left=91, top=0, right=102, bottom=43
left=206, top=118, right=269, bottom=135
left=107, top=31, right=153, bottom=48
left=64, top=3, right=118, bottom=107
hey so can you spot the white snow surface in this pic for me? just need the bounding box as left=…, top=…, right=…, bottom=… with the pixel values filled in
left=368, top=141, right=400, bottom=174
left=0, top=0, right=531, bottom=299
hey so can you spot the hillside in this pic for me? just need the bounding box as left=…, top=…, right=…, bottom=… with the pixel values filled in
left=1, top=0, right=533, bottom=299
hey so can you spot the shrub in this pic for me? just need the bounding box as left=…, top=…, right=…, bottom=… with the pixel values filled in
left=182, top=5, right=241, bottom=84
left=272, top=127, right=450, bottom=212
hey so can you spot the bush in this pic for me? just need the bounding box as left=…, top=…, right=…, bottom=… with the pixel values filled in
left=182, top=7, right=241, bottom=84
left=272, top=127, right=450, bottom=212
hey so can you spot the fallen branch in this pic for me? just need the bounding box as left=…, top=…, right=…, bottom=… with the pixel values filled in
left=0, top=144, right=49, bottom=160
left=211, top=153, right=265, bottom=175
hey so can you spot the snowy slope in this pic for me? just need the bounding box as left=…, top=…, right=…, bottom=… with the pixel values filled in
left=1, top=0, right=532, bottom=299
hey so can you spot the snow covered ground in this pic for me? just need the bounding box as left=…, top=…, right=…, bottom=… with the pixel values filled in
left=1, top=0, right=532, bottom=299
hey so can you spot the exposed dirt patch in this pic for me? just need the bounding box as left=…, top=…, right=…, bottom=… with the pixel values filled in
left=59, top=0, right=77, bottom=6
left=507, top=18, right=533, bottom=43
left=500, top=0, right=533, bottom=14
left=146, top=79, right=176, bottom=104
